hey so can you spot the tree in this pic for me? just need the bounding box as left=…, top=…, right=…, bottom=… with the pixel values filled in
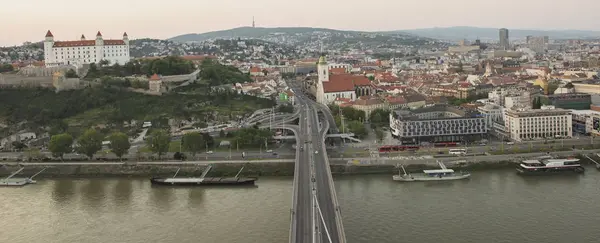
left=369, top=109, right=390, bottom=126
left=347, top=120, right=368, bottom=139
left=77, top=129, right=104, bottom=160
left=49, top=133, right=73, bottom=161
left=147, top=129, right=170, bottom=159
left=11, top=141, right=27, bottom=151
left=65, top=69, right=78, bottom=78
left=219, top=129, right=226, bottom=138
left=375, top=128, right=385, bottom=142
left=49, top=120, right=69, bottom=136
left=108, top=132, right=130, bottom=161
left=182, top=132, right=205, bottom=157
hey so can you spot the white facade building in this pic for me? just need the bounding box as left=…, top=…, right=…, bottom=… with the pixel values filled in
left=488, top=88, right=532, bottom=109
left=504, top=105, right=572, bottom=142
left=43, top=30, right=130, bottom=68
left=477, top=103, right=504, bottom=128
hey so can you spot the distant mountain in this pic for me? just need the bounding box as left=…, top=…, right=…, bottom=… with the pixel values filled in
left=389, top=26, right=600, bottom=41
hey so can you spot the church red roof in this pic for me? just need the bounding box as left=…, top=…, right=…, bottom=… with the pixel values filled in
left=323, top=74, right=371, bottom=93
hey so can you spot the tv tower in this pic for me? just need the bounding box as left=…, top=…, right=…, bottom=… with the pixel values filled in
left=252, top=16, right=255, bottom=28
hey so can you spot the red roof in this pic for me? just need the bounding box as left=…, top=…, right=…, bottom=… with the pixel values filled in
left=249, top=67, right=261, bottom=73
left=323, top=74, right=371, bottom=93
left=96, top=31, right=102, bottom=36
left=52, top=39, right=125, bottom=47
left=123, top=32, right=128, bottom=36
left=149, top=74, right=161, bottom=81
left=45, top=30, right=53, bottom=37
left=81, top=34, right=85, bottom=39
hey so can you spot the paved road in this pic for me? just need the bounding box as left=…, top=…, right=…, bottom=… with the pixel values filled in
left=311, top=110, right=344, bottom=242
left=291, top=104, right=312, bottom=243
left=0, top=159, right=294, bottom=166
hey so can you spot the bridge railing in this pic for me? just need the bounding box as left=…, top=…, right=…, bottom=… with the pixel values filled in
left=288, top=126, right=301, bottom=243
left=319, top=119, right=347, bottom=242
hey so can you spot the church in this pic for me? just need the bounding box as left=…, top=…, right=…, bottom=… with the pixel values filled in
left=43, top=30, right=130, bottom=68
left=314, top=55, right=373, bottom=105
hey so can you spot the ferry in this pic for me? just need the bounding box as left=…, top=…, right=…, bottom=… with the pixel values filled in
left=150, top=165, right=257, bottom=186
left=393, top=161, right=471, bottom=182
left=516, top=158, right=585, bottom=175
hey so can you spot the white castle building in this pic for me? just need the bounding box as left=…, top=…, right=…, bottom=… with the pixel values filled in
left=43, top=30, right=130, bottom=68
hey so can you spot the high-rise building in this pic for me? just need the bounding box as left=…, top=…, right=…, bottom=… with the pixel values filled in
left=499, top=28, right=509, bottom=50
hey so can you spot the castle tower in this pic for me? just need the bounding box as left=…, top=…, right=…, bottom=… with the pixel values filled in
left=44, top=30, right=54, bottom=66
left=316, top=55, right=328, bottom=104
left=123, top=32, right=129, bottom=45
left=80, top=34, right=86, bottom=40
left=149, top=74, right=163, bottom=93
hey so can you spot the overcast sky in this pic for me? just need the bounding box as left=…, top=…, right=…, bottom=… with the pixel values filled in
left=1, top=0, right=598, bottom=46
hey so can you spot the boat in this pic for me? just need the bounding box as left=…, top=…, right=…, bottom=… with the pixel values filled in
left=516, top=158, right=585, bottom=174
left=150, top=165, right=257, bottom=186
left=0, top=167, right=47, bottom=187
left=393, top=161, right=471, bottom=182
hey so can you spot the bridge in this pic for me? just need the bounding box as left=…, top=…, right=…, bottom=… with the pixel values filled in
left=285, top=79, right=346, bottom=243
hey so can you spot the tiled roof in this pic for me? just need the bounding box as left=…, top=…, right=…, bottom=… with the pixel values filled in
left=149, top=74, right=161, bottom=81
left=250, top=67, right=261, bottom=73
left=45, top=30, right=53, bottom=37
left=323, top=74, right=371, bottom=93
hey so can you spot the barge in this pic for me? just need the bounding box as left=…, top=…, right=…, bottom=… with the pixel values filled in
left=150, top=165, right=257, bottom=186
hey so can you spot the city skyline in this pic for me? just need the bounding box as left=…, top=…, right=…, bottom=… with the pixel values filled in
left=2, top=0, right=600, bottom=46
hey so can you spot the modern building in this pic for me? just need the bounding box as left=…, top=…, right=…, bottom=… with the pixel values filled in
left=570, top=109, right=600, bottom=135
left=499, top=28, right=509, bottom=50
left=44, top=30, right=130, bottom=68
left=389, top=105, right=488, bottom=144
left=504, top=105, right=572, bottom=142
left=488, top=88, right=532, bottom=109
left=539, top=93, right=591, bottom=110
left=477, top=103, right=504, bottom=129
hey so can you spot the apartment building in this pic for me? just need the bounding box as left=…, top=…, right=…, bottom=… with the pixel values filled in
left=504, top=105, right=572, bottom=141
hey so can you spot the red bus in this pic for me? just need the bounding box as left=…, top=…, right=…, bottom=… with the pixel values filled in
left=433, top=142, right=460, bottom=147
left=378, top=145, right=420, bottom=153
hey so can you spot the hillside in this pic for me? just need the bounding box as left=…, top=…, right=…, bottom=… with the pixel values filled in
left=168, top=27, right=438, bottom=48
left=393, top=26, right=600, bottom=41
left=169, top=27, right=355, bottom=42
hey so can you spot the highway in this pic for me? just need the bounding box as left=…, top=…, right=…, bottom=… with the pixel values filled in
left=288, top=100, right=312, bottom=243
left=291, top=81, right=345, bottom=243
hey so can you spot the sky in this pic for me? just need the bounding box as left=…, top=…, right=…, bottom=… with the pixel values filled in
left=1, top=0, right=599, bottom=46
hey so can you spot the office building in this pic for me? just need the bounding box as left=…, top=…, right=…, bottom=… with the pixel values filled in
left=499, top=28, right=509, bottom=50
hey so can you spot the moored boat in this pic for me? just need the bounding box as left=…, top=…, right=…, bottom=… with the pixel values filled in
left=393, top=161, right=471, bottom=182
left=516, top=158, right=584, bottom=175
left=0, top=167, right=46, bottom=187
left=150, top=165, right=257, bottom=186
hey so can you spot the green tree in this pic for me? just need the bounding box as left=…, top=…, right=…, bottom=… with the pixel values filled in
left=65, top=69, right=78, bottom=78
left=49, top=133, right=73, bottom=160
left=49, top=120, right=69, bottom=136
left=182, top=132, right=205, bottom=157
left=77, top=129, right=104, bottom=160
left=147, top=129, right=170, bottom=158
left=108, top=132, right=131, bottom=161
left=219, top=129, right=226, bottom=138
left=369, top=109, right=390, bottom=126
left=375, top=128, right=385, bottom=142
left=347, top=121, right=368, bottom=139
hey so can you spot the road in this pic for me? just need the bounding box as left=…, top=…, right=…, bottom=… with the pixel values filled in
left=290, top=103, right=312, bottom=243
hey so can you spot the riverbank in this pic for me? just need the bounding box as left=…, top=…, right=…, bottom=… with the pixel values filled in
left=1, top=152, right=598, bottom=178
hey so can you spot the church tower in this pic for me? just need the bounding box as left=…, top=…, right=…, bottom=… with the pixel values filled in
left=44, top=30, right=54, bottom=66
left=316, top=55, right=328, bottom=104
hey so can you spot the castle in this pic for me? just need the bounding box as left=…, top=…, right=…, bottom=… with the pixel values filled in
left=43, top=30, right=130, bottom=68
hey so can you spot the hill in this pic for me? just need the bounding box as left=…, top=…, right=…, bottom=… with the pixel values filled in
left=391, top=26, right=600, bottom=41
left=168, top=27, right=438, bottom=47
left=170, top=27, right=357, bottom=42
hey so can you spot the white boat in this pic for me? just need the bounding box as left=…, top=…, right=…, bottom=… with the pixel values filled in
left=393, top=161, right=471, bottom=182
left=0, top=166, right=46, bottom=187
left=516, top=158, right=584, bottom=174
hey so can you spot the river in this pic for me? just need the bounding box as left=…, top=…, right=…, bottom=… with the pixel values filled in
left=2, top=169, right=600, bottom=243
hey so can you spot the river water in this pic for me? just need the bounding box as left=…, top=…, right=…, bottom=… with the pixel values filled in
left=2, top=170, right=600, bottom=243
